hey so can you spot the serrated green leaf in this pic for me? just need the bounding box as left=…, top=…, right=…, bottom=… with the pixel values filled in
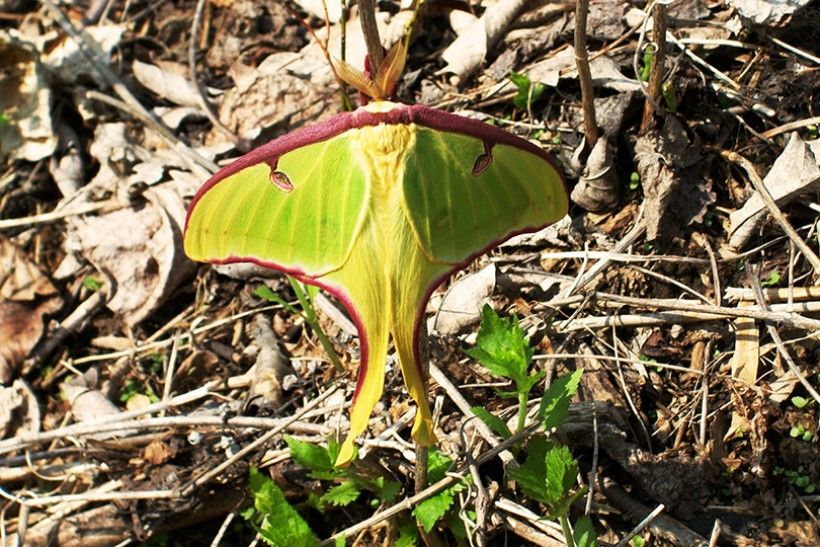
left=413, top=489, right=456, bottom=533
left=508, top=436, right=551, bottom=503
left=539, top=369, right=583, bottom=431
left=285, top=437, right=335, bottom=474
left=247, top=467, right=318, bottom=547
left=395, top=517, right=419, bottom=547
left=471, top=406, right=512, bottom=439
left=509, top=437, right=580, bottom=509
left=573, top=515, right=598, bottom=547
left=464, top=304, right=532, bottom=386
left=426, top=448, right=453, bottom=483
left=545, top=444, right=578, bottom=504
left=321, top=480, right=361, bottom=507
left=374, top=476, right=401, bottom=503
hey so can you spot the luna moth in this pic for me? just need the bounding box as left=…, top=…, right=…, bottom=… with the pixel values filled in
left=184, top=44, right=567, bottom=465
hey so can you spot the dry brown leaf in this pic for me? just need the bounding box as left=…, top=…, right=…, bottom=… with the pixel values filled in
left=133, top=60, right=203, bottom=108
left=0, top=235, right=63, bottom=382
left=571, top=137, right=619, bottom=212
left=527, top=46, right=640, bottom=92
left=0, top=30, right=56, bottom=162
left=634, top=116, right=714, bottom=242
left=64, top=185, right=196, bottom=326
left=0, top=379, right=40, bottom=439
left=62, top=381, right=120, bottom=422
left=41, top=23, right=124, bottom=86
left=212, top=65, right=334, bottom=144
left=143, top=440, right=177, bottom=465
left=441, top=0, right=528, bottom=83
left=432, top=264, right=497, bottom=335
left=728, top=133, right=820, bottom=250
left=726, top=0, right=813, bottom=26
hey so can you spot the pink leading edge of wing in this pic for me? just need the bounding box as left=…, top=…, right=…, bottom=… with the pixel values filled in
left=184, top=103, right=567, bottom=233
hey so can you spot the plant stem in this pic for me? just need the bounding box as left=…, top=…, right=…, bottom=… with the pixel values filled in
left=415, top=444, right=428, bottom=495
left=516, top=392, right=529, bottom=434
left=640, top=1, right=668, bottom=130
left=560, top=514, right=576, bottom=547
left=358, top=0, right=384, bottom=69
left=288, top=277, right=345, bottom=372
left=574, top=0, right=599, bottom=148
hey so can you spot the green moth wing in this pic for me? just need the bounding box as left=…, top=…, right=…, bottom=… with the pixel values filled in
left=184, top=101, right=568, bottom=465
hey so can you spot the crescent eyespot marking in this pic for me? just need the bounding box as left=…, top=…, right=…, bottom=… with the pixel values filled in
left=472, top=143, right=495, bottom=176
left=472, top=153, right=493, bottom=176
left=270, top=170, right=294, bottom=192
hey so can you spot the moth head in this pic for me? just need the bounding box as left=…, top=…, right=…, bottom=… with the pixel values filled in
left=334, top=41, right=407, bottom=103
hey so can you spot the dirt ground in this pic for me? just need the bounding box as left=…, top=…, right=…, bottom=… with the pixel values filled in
left=1, top=0, right=820, bottom=545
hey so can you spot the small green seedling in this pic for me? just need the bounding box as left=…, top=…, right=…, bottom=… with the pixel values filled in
left=791, top=396, right=815, bottom=409
left=789, top=424, right=813, bottom=442
left=639, top=45, right=655, bottom=82
left=628, top=172, right=641, bottom=191
left=762, top=271, right=781, bottom=287
left=773, top=465, right=816, bottom=494
left=82, top=276, right=103, bottom=291
left=509, top=70, right=547, bottom=111
left=119, top=378, right=159, bottom=404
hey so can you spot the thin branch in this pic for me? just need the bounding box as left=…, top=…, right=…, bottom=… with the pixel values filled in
left=640, top=1, right=667, bottom=130
left=718, top=149, right=820, bottom=276
left=358, top=0, right=384, bottom=70
left=574, top=0, right=599, bottom=147
left=188, top=0, right=241, bottom=144
left=746, top=266, right=820, bottom=406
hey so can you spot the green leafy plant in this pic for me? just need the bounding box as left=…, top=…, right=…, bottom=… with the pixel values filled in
left=82, top=276, right=103, bottom=291
left=412, top=448, right=471, bottom=534
left=762, top=271, right=781, bottom=287
left=509, top=71, right=547, bottom=110
left=465, top=304, right=543, bottom=435
left=773, top=465, right=816, bottom=494
left=0, top=112, right=10, bottom=126
left=286, top=436, right=400, bottom=511
left=119, top=378, right=159, bottom=404
left=661, top=80, right=679, bottom=111
left=628, top=171, right=641, bottom=191
left=639, top=45, right=655, bottom=82
left=465, top=305, right=591, bottom=545
left=243, top=467, right=320, bottom=547
left=789, top=424, right=813, bottom=442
